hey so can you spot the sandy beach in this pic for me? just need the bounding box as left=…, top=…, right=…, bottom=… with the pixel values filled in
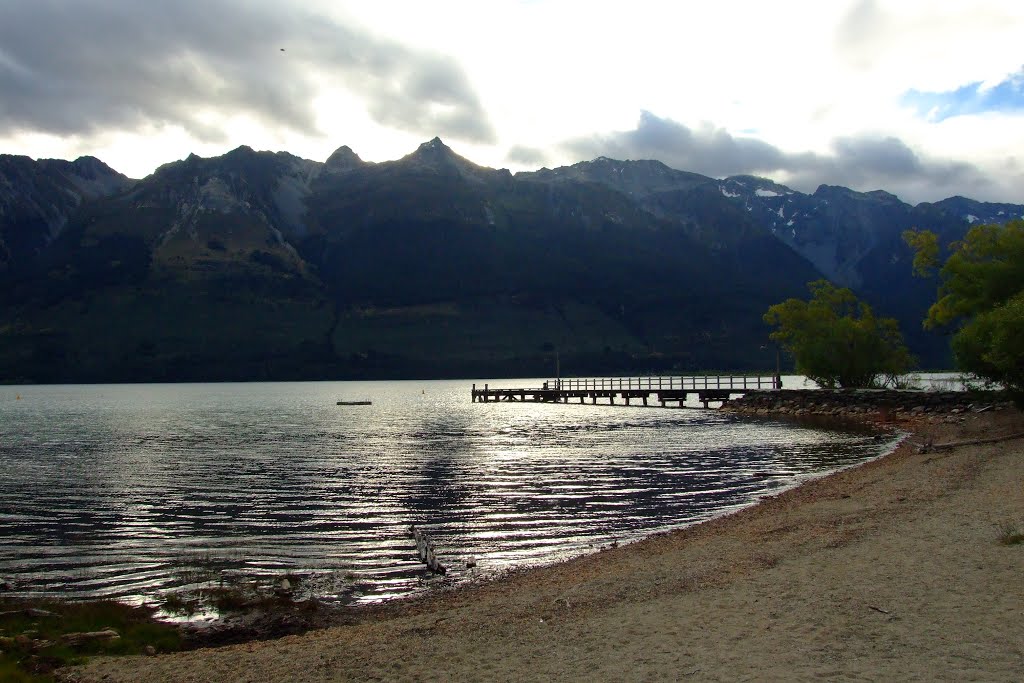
left=62, top=407, right=1024, bottom=682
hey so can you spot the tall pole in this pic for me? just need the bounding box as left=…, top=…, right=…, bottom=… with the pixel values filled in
left=555, top=349, right=560, bottom=390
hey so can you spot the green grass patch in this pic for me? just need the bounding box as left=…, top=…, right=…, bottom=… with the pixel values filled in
left=0, top=598, right=181, bottom=681
left=151, top=550, right=334, bottom=622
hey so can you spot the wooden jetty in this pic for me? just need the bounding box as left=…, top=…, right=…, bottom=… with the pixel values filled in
left=472, top=375, right=780, bottom=409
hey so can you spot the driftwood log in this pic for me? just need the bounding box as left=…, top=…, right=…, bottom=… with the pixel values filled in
left=409, top=525, right=446, bottom=574
left=919, top=431, right=1024, bottom=459
left=60, top=628, right=121, bottom=646
left=928, top=431, right=1024, bottom=451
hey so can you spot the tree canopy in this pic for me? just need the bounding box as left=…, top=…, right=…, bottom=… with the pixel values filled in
left=904, top=219, right=1024, bottom=392
left=763, top=279, right=913, bottom=388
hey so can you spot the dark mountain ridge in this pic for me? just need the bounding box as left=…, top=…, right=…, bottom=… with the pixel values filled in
left=0, top=154, right=132, bottom=274
left=1, top=140, right=1020, bottom=382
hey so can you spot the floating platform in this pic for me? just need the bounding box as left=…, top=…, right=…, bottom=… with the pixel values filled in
left=472, top=375, right=780, bottom=408
left=337, top=400, right=372, bottom=406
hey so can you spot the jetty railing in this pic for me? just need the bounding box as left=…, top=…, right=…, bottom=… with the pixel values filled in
left=543, top=375, right=780, bottom=391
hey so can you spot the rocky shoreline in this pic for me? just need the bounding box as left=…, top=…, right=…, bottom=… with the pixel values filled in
left=722, top=388, right=1012, bottom=426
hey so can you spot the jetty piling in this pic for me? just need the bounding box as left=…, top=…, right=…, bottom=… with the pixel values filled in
left=409, top=525, right=446, bottom=574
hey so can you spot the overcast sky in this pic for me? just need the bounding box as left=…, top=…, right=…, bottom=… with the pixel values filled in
left=2, top=0, right=1022, bottom=203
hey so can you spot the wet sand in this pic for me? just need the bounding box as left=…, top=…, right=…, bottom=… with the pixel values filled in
left=62, top=408, right=1024, bottom=682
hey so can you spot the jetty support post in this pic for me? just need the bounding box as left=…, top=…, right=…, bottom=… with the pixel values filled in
left=409, top=525, right=446, bottom=574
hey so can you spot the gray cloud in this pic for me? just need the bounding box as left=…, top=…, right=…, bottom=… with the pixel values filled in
left=564, top=111, right=1007, bottom=203
left=0, top=0, right=495, bottom=144
left=566, top=112, right=786, bottom=178
left=785, top=136, right=989, bottom=201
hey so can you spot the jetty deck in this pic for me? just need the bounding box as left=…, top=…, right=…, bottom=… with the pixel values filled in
left=472, top=375, right=780, bottom=408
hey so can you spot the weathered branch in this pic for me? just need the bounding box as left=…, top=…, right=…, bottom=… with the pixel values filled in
left=921, top=431, right=1024, bottom=454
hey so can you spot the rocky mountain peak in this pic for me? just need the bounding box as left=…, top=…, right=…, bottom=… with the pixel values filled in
left=220, top=146, right=262, bottom=168
left=865, top=189, right=900, bottom=202
left=64, top=160, right=132, bottom=199
left=925, top=196, right=1024, bottom=229
left=420, top=136, right=449, bottom=151
left=407, top=137, right=458, bottom=164
left=67, top=155, right=118, bottom=178
left=813, top=184, right=859, bottom=200
left=324, top=145, right=364, bottom=173
left=395, top=137, right=499, bottom=184
left=523, top=157, right=710, bottom=198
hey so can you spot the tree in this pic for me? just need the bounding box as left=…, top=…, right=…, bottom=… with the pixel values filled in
left=764, top=279, right=914, bottom=388
left=904, top=219, right=1024, bottom=392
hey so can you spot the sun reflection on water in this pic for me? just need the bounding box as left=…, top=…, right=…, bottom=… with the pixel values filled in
left=0, top=379, right=898, bottom=608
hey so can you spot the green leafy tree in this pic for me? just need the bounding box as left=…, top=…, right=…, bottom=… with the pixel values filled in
left=764, top=279, right=914, bottom=388
left=903, top=219, right=1024, bottom=392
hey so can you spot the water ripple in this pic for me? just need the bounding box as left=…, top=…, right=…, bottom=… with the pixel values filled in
left=0, top=380, right=896, bottom=605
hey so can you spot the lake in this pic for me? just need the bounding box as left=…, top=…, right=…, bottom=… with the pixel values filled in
left=0, top=379, right=899, bottom=611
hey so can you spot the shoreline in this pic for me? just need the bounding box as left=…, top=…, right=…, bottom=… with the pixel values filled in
left=59, top=401, right=1024, bottom=681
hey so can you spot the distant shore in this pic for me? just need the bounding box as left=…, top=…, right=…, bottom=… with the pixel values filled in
left=63, top=398, right=1024, bottom=682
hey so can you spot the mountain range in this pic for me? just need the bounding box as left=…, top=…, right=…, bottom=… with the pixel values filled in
left=2, top=138, right=1020, bottom=383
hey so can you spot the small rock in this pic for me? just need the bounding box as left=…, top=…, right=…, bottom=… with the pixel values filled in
left=144, top=645, right=157, bottom=656
left=280, top=578, right=291, bottom=591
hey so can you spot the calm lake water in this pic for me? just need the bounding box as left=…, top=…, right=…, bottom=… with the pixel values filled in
left=0, top=379, right=899, bottom=609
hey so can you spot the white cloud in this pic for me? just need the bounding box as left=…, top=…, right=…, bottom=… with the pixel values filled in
left=1, top=0, right=1023, bottom=201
